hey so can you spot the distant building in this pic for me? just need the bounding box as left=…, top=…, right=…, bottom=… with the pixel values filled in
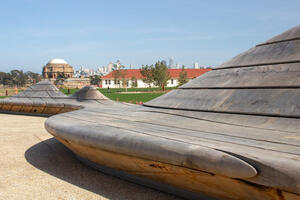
left=106, top=62, right=114, bottom=72
left=42, top=59, right=98, bottom=88
left=193, top=62, right=199, bottom=69
left=42, top=59, right=74, bottom=79
left=74, top=66, right=96, bottom=78
left=101, top=68, right=211, bottom=88
left=168, top=56, right=175, bottom=68
left=74, top=60, right=121, bottom=78
left=63, top=78, right=91, bottom=88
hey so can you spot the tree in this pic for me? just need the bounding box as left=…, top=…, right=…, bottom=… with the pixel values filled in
left=140, top=65, right=154, bottom=87
left=0, top=72, right=5, bottom=85
left=25, top=71, right=42, bottom=84
left=112, top=62, right=126, bottom=88
left=178, top=65, right=188, bottom=86
left=10, top=70, right=28, bottom=86
left=131, top=76, right=138, bottom=88
left=90, top=75, right=102, bottom=86
left=152, top=61, right=170, bottom=91
left=0, top=72, right=12, bottom=86
left=121, top=73, right=127, bottom=89
left=0, top=70, right=41, bottom=87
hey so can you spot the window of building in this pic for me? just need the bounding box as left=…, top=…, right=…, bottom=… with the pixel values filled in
left=171, top=79, right=174, bottom=84
left=105, top=80, right=108, bottom=85
left=109, top=80, right=111, bottom=85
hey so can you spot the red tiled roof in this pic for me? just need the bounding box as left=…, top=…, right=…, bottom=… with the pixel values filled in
left=168, top=69, right=211, bottom=79
left=102, top=69, right=143, bottom=79
left=102, top=68, right=211, bottom=79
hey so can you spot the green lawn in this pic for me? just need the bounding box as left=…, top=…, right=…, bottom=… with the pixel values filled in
left=60, top=87, right=170, bottom=104
left=60, top=88, right=79, bottom=95
left=104, top=93, right=164, bottom=104
left=0, top=87, right=170, bottom=103
left=60, top=87, right=175, bottom=95
left=99, top=87, right=175, bottom=93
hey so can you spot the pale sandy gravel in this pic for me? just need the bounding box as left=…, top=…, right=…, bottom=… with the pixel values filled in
left=0, top=113, right=181, bottom=200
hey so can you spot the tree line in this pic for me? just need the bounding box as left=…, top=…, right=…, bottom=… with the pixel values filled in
left=111, top=61, right=189, bottom=90
left=140, top=61, right=188, bottom=89
left=0, top=70, right=42, bottom=87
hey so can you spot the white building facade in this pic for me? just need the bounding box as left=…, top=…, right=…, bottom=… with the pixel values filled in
left=101, top=69, right=211, bottom=88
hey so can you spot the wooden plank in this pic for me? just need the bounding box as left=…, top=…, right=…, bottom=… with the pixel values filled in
left=145, top=88, right=300, bottom=118
left=43, top=106, right=63, bottom=115
left=217, top=40, right=300, bottom=69
left=257, top=25, right=300, bottom=46
left=181, top=63, right=300, bottom=88
left=46, top=112, right=300, bottom=194
left=143, top=107, right=300, bottom=133
left=72, top=109, right=300, bottom=149
left=46, top=115, right=258, bottom=179
left=1, top=102, right=13, bottom=111
left=56, top=137, right=299, bottom=200
left=10, top=104, right=23, bottom=112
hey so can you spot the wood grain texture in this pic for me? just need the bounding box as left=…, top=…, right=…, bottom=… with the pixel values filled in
left=145, top=88, right=300, bottom=118
left=45, top=105, right=300, bottom=195
left=46, top=114, right=258, bottom=179
left=181, top=63, right=300, bottom=88
left=57, top=137, right=299, bottom=200
left=217, top=40, right=300, bottom=69
left=257, top=25, right=300, bottom=46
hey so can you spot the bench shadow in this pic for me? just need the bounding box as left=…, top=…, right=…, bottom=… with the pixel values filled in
left=25, top=137, right=179, bottom=200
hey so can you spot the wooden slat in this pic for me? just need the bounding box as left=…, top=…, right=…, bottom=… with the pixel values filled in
left=145, top=88, right=300, bottom=118
left=58, top=137, right=300, bottom=200
left=217, top=40, right=300, bottom=69
left=46, top=111, right=300, bottom=195
left=181, top=63, right=300, bottom=88
left=257, top=25, right=300, bottom=46
left=65, top=110, right=300, bottom=155
left=77, top=108, right=300, bottom=145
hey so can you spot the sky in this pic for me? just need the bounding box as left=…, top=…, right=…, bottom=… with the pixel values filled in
left=0, top=0, right=299, bottom=73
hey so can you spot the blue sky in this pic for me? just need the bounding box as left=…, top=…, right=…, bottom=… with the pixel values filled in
left=0, top=0, right=299, bottom=73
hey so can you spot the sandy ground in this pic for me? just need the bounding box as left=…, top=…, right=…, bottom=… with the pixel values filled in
left=0, top=113, right=181, bottom=200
